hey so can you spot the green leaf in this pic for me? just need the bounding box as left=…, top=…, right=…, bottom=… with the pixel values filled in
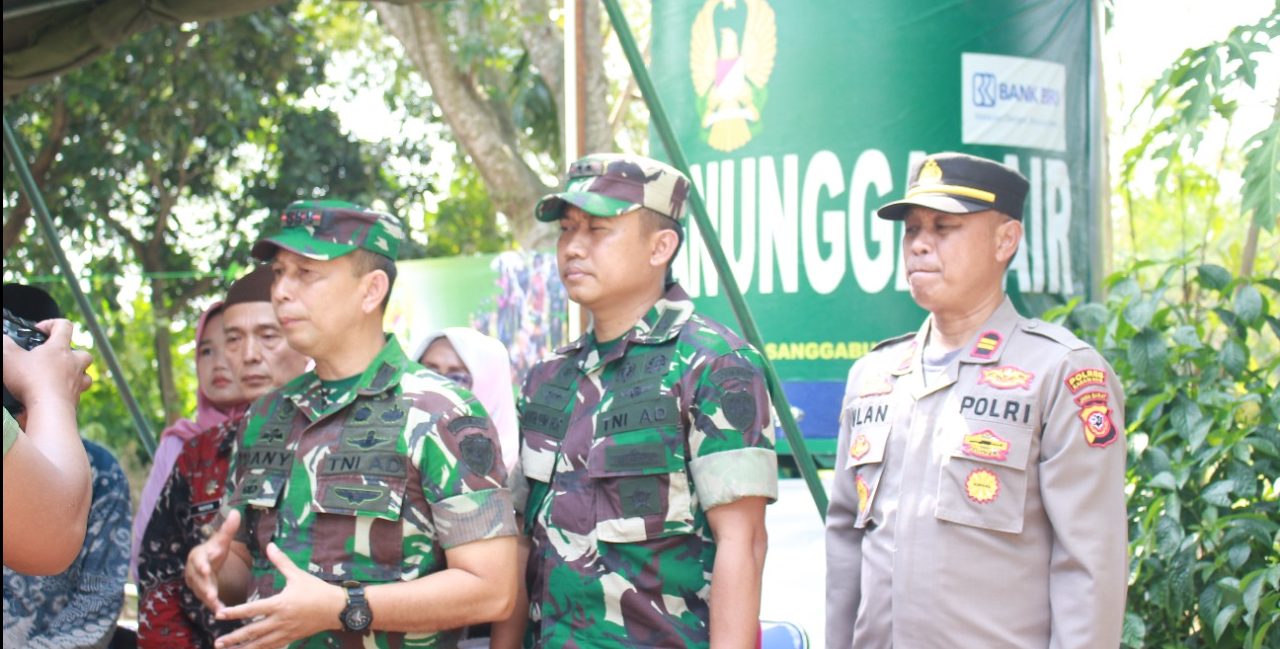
left=1171, top=325, right=1204, bottom=349
left=1072, top=303, right=1110, bottom=333
left=1243, top=571, right=1264, bottom=618
left=1129, top=328, right=1169, bottom=378
left=1198, top=263, right=1233, bottom=291
left=1188, top=416, right=1214, bottom=452
left=1214, top=604, right=1239, bottom=640
left=1121, top=611, right=1147, bottom=647
left=1228, top=543, right=1252, bottom=570
left=1170, top=395, right=1205, bottom=434
left=1149, top=471, right=1178, bottom=491
left=1156, top=514, right=1184, bottom=557
left=1240, top=119, right=1279, bottom=232
left=1203, top=479, right=1235, bottom=507
left=1124, top=297, right=1158, bottom=329
left=1221, top=339, right=1249, bottom=377
left=1234, top=285, right=1264, bottom=326
left=1112, top=276, right=1141, bottom=300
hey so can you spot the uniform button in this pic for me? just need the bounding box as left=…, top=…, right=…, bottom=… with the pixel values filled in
left=1027, top=321, right=1038, bottom=329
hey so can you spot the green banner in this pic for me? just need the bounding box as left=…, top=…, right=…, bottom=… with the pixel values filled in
left=652, top=0, right=1102, bottom=389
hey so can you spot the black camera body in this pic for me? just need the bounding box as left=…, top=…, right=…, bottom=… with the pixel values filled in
left=3, top=308, right=49, bottom=414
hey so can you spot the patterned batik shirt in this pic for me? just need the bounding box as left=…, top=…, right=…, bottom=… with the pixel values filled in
left=137, top=416, right=246, bottom=648
left=516, top=282, right=779, bottom=648
left=3, top=440, right=132, bottom=649
left=224, top=335, right=516, bottom=649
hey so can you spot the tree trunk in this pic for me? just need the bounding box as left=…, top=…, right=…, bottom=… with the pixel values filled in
left=375, top=2, right=555, bottom=249
left=148, top=275, right=181, bottom=425
left=1239, top=93, right=1279, bottom=281
left=374, top=1, right=613, bottom=250
left=581, top=0, right=613, bottom=154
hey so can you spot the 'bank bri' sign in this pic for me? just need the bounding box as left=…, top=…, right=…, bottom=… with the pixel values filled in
left=650, top=0, right=1103, bottom=450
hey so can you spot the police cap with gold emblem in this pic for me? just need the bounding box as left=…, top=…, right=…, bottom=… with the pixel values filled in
left=251, top=200, right=405, bottom=262
left=876, top=152, right=1030, bottom=221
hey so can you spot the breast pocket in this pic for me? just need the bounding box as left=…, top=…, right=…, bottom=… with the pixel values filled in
left=935, top=420, right=1033, bottom=534
left=309, top=464, right=409, bottom=582
left=587, top=425, right=694, bottom=543
left=228, top=443, right=293, bottom=510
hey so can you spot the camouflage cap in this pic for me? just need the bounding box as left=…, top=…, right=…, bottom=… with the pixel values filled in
left=251, top=200, right=405, bottom=262
left=535, top=153, right=691, bottom=223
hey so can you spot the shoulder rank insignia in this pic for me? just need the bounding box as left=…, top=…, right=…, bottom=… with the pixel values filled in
left=978, top=366, right=1034, bottom=390
left=970, top=330, right=1002, bottom=359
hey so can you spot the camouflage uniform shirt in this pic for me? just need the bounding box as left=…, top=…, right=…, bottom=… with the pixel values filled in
left=517, top=283, right=778, bottom=648
left=138, top=415, right=246, bottom=649
left=225, top=335, right=517, bottom=649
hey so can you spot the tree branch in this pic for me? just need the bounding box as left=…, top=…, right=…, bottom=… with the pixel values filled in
left=3, top=94, right=70, bottom=256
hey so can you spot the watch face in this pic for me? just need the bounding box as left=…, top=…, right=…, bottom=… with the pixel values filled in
left=343, top=606, right=372, bottom=632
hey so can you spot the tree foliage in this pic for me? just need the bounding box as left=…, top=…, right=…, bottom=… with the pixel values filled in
left=2, top=2, right=429, bottom=451
left=1049, top=259, right=1279, bottom=648
left=1118, top=5, right=1279, bottom=280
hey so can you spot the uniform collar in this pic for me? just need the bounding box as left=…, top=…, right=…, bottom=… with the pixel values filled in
left=555, top=283, right=695, bottom=373
left=895, top=295, right=1021, bottom=394
left=284, top=334, right=412, bottom=421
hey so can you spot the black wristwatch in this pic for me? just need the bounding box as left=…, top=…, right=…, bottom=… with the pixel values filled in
left=338, top=580, right=373, bottom=633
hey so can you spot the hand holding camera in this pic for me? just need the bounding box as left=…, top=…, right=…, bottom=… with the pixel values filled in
left=2, top=311, right=94, bottom=416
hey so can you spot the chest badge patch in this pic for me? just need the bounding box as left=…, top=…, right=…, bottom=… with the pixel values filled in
left=1066, top=368, right=1107, bottom=393
left=961, top=430, right=1011, bottom=462
left=1075, top=391, right=1118, bottom=448
left=858, top=373, right=894, bottom=397
left=978, top=366, right=1034, bottom=390
left=850, top=433, right=871, bottom=460
left=965, top=468, right=1001, bottom=504
left=856, top=475, right=870, bottom=513
left=892, top=340, right=917, bottom=375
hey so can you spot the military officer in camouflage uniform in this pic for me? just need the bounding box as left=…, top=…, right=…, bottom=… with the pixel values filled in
left=501, top=154, right=778, bottom=648
left=825, top=153, right=1127, bottom=648
left=184, top=200, right=517, bottom=649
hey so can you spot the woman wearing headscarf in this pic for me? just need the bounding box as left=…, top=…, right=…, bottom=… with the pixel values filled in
left=129, top=302, right=245, bottom=579
left=411, top=327, right=519, bottom=471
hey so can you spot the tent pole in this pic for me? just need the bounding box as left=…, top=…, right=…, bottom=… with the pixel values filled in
left=600, top=0, right=828, bottom=520
left=3, top=0, right=94, bottom=20
left=3, top=115, right=157, bottom=457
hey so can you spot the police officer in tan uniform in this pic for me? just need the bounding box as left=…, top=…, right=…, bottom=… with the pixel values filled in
left=825, top=152, right=1127, bottom=648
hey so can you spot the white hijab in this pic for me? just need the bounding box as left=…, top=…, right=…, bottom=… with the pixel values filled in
left=411, top=328, right=519, bottom=471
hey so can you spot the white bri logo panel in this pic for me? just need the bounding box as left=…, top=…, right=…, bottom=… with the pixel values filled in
left=962, top=53, right=1067, bottom=152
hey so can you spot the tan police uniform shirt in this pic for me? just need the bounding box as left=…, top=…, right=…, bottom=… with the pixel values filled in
left=826, top=297, right=1128, bottom=648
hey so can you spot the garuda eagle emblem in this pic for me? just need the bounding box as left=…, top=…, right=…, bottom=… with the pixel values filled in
left=690, top=0, right=777, bottom=152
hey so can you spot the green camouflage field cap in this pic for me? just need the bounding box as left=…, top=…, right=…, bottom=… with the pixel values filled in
left=535, top=153, right=691, bottom=222
left=251, top=200, right=405, bottom=262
